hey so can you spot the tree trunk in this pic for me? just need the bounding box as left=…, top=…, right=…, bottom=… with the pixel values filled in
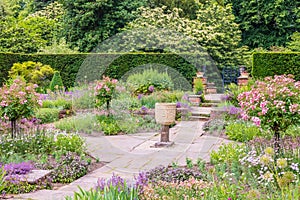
left=106, top=100, right=110, bottom=116
left=273, top=124, right=281, bottom=154
left=11, top=120, right=17, bottom=138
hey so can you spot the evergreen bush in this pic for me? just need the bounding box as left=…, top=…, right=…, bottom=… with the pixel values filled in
left=49, top=71, right=64, bottom=91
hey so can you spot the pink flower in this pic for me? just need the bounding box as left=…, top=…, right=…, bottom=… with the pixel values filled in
left=252, top=117, right=261, bottom=127
left=0, top=101, right=8, bottom=107
left=20, top=99, right=27, bottom=105
left=289, top=104, right=299, bottom=113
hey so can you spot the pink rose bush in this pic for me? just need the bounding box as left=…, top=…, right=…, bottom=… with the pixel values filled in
left=238, top=74, right=300, bottom=139
left=0, top=78, right=42, bottom=137
left=94, top=76, right=118, bottom=114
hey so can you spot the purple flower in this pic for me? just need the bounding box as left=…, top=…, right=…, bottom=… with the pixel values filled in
left=148, top=85, right=154, bottom=92
left=138, top=94, right=143, bottom=100
left=3, top=162, right=33, bottom=175
left=141, top=106, right=148, bottom=113
left=134, top=172, right=148, bottom=189
left=176, top=102, right=182, bottom=108
left=182, top=93, right=189, bottom=101
left=228, top=106, right=241, bottom=115
left=221, top=94, right=232, bottom=101
left=96, top=174, right=125, bottom=192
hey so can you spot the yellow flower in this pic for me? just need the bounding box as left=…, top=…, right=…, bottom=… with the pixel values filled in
left=247, top=189, right=261, bottom=199
left=263, top=171, right=273, bottom=182
left=276, top=158, right=288, bottom=169
left=260, top=154, right=271, bottom=165
left=264, top=147, right=275, bottom=156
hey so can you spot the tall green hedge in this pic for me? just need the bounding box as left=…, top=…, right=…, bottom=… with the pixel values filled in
left=252, top=52, right=300, bottom=80
left=0, top=53, right=200, bottom=89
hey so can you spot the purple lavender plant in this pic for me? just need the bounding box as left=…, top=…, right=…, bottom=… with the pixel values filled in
left=134, top=172, right=148, bottom=189
left=228, top=106, right=241, bottom=115
left=3, top=162, right=33, bottom=175
left=96, top=174, right=125, bottom=192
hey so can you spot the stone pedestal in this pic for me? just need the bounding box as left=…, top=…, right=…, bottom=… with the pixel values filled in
left=238, top=73, right=249, bottom=86
left=154, top=103, right=176, bottom=148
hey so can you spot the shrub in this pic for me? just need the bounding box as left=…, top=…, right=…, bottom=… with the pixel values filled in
left=97, top=115, right=120, bottom=135
left=193, top=78, right=203, bottom=95
left=145, top=165, right=203, bottom=184
left=225, top=80, right=254, bottom=107
left=54, top=133, right=86, bottom=155
left=35, top=108, right=60, bottom=124
left=8, top=61, right=54, bottom=90
left=51, top=152, right=89, bottom=183
left=71, top=87, right=95, bottom=110
left=42, top=98, right=71, bottom=109
left=0, top=130, right=55, bottom=163
left=139, top=91, right=184, bottom=108
left=283, top=125, right=300, bottom=138
left=141, top=178, right=209, bottom=200
left=126, top=68, right=174, bottom=95
left=210, top=143, right=246, bottom=165
left=49, top=71, right=64, bottom=91
left=252, top=52, right=300, bottom=80
left=238, top=74, right=300, bottom=140
left=0, top=78, right=42, bottom=137
left=54, top=113, right=101, bottom=134
left=225, top=121, right=262, bottom=142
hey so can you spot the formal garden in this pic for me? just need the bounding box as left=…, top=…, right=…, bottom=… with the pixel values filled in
left=0, top=0, right=300, bottom=199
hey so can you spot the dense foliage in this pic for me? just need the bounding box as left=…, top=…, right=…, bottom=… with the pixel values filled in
left=123, top=5, right=247, bottom=67
left=9, top=61, right=54, bottom=90
left=0, top=53, right=197, bottom=89
left=226, top=0, right=300, bottom=49
left=252, top=52, right=300, bottom=80
left=62, top=0, right=148, bottom=52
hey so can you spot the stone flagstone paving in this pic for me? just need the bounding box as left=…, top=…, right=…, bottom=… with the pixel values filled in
left=16, top=119, right=233, bottom=200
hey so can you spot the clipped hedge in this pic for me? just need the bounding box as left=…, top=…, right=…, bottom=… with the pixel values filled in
left=0, top=53, right=198, bottom=89
left=252, top=52, right=300, bottom=80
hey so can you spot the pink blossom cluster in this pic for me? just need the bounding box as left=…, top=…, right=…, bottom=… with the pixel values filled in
left=94, top=76, right=118, bottom=108
left=238, top=74, right=300, bottom=131
left=0, top=78, right=42, bottom=121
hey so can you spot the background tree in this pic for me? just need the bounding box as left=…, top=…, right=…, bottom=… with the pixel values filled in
left=123, top=3, right=247, bottom=67
left=225, top=0, right=300, bottom=49
left=287, top=32, right=300, bottom=51
left=62, top=0, right=148, bottom=52
left=0, top=1, right=64, bottom=53
left=148, top=0, right=199, bottom=19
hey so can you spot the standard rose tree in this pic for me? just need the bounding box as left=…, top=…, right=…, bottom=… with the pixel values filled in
left=0, top=78, right=42, bottom=137
left=94, top=76, right=118, bottom=115
left=238, top=74, right=300, bottom=148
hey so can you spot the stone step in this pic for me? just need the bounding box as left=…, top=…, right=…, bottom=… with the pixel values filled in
left=189, top=116, right=210, bottom=121
left=201, top=102, right=219, bottom=107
